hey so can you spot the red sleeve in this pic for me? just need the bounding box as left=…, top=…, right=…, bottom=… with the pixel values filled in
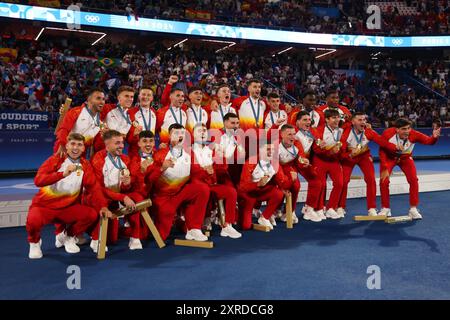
left=311, top=127, right=341, bottom=159
left=93, top=132, right=105, bottom=153
left=191, top=150, right=216, bottom=184
left=232, top=96, right=247, bottom=111
left=292, top=141, right=309, bottom=172
left=316, top=105, right=327, bottom=113
left=144, top=165, right=163, bottom=190
left=288, top=110, right=299, bottom=126
left=34, top=155, right=65, bottom=187
left=410, top=129, right=438, bottom=145
left=127, top=107, right=140, bottom=146
left=366, top=128, right=397, bottom=153
left=238, top=162, right=259, bottom=192
left=100, top=104, right=115, bottom=121
left=91, top=151, right=126, bottom=202
left=340, top=105, right=352, bottom=119
left=129, top=156, right=148, bottom=197
left=274, top=167, right=290, bottom=190
left=55, top=107, right=81, bottom=151
left=378, top=128, right=398, bottom=159
left=382, top=127, right=397, bottom=139
left=145, top=148, right=168, bottom=186
left=340, top=106, right=352, bottom=129
left=204, top=104, right=212, bottom=128
left=339, top=128, right=352, bottom=161
left=317, top=110, right=326, bottom=130
left=81, top=159, right=108, bottom=211
left=161, top=83, right=172, bottom=107
left=156, top=106, right=168, bottom=134
left=294, top=140, right=306, bottom=158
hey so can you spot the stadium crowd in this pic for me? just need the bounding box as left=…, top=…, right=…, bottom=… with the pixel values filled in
left=0, top=31, right=448, bottom=127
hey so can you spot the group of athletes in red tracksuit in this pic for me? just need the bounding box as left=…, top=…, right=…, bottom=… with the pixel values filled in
left=26, top=77, right=441, bottom=259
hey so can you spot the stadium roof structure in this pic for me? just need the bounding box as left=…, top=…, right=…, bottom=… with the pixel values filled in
left=1, top=2, right=450, bottom=48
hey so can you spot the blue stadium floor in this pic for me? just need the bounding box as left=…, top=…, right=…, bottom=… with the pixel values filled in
left=1, top=190, right=450, bottom=300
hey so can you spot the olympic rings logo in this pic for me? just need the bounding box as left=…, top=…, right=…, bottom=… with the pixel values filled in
left=84, top=15, right=100, bottom=23
left=392, top=38, right=403, bottom=46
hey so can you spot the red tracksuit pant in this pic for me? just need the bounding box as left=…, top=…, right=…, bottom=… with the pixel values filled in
left=313, top=157, right=343, bottom=210
left=380, top=156, right=419, bottom=208
left=298, top=165, right=323, bottom=210
left=210, top=183, right=238, bottom=224
left=90, top=193, right=144, bottom=243
left=153, top=182, right=210, bottom=240
left=26, top=204, right=98, bottom=243
left=339, top=153, right=376, bottom=210
left=238, top=184, right=285, bottom=230
left=281, top=167, right=301, bottom=211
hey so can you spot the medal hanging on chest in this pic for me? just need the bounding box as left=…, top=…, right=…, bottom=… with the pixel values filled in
left=117, top=104, right=132, bottom=126
left=108, top=153, right=128, bottom=176
left=249, top=98, right=261, bottom=129
left=352, top=127, right=364, bottom=151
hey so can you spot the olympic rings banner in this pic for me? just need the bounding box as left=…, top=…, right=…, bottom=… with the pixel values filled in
left=1, top=2, right=450, bottom=48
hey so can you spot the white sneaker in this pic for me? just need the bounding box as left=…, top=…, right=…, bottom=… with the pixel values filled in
left=129, top=237, right=143, bottom=250
left=220, top=225, right=242, bottom=239
left=269, top=215, right=277, bottom=226
left=186, top=229, right=208, bottom=241
left=368, top=208, right=378, bottom=216
left=301, top=206, right=309, bottom=215
left=29, top=241, right=43, bottom=259
left=315, top=209, right=326, bottom=220
left=336, top=207, right=346, bottom=218
left=280, top=212, right=299, bottom=224
left=325, top=208, right=340, bottom=220
left=252, top=208, right=262, bottom=218
left=90, top=240, right=108, bottom=253
left=304, top=207, right=322, bottom=222
left=409, top=207, right=423, bottom=220
left=64, top=236, right=80, bottom=254
left=379, top=208, right=392, bottom=217
left=55, top=231, right=67, bottom=248
left=257, top=216, right=274, bottom=230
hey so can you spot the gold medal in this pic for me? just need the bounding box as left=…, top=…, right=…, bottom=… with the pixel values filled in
left=121, top=168, right=130, bottom=177
left=356, top=143, right=362, bottom=150
left=298, top=157, right=305, bottom=164
left=132, top=120, right=139, bottom=128
left=336, top=141, right=342, bottom=148
left=99, top=121, right=106, bottom=130
left=316, top=139, right=322, bottom=146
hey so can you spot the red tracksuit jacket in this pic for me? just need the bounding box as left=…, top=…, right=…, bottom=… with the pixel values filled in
left=379, top=127, right=438, bottom=162
left=238, top=158, right=289, bottom=193
left=54, top=105, right=104, bottom=153
left=32, top=154, right=107, bottom=211
left=91, top=149, right=142, bottom=202
left=340, top=126, right=398, bottom=163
